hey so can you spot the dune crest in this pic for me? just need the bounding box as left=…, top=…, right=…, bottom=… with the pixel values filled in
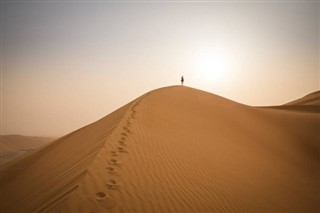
left=265, top=91, right=320, bottom=113
left=1, top=86, right=319, bottom=212
left=286, top=91, right=320, bottom=106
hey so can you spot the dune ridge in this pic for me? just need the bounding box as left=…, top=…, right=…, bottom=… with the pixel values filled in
left=285, top=91, right=320, bottom=106
left=1, top=86, right=319, bottom=212
left=262, top=91, right=320, bottom=113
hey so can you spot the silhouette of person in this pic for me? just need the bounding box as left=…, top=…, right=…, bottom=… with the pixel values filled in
left=181, top=76, right=184, bottom=86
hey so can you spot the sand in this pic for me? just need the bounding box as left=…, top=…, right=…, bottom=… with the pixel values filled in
left=1, top=86, right=319, bottom=212
left=0, top=135, right=54, bottom=165
left=285, top=90, right=320, bottom=106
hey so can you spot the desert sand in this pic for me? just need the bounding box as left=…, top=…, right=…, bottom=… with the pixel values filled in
left=1, top=86, right=319, bottom=212
left=286, top=91, right=320, bottom=106
left=0, top=135, right=54, bottom=165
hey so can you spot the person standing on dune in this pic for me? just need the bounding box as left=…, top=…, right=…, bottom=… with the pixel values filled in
left=181, top=76, right=184, bottom=86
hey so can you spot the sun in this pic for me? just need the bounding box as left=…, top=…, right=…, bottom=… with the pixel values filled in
left=194, top=50, right=231, bottom=82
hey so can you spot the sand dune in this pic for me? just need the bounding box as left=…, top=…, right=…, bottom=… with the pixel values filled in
left=1, top=86, right=319, bottom=212
left=0, top=135, right=54, bottom=165
left=286, top=90, right=320, bottom=106
left=264, top=91, right=320, bottom=113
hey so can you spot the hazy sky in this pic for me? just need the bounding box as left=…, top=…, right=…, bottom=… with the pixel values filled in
left=1, top=1, right=319, bottom=137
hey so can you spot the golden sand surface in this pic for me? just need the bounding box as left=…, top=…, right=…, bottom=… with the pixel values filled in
left=1, top=86, right=319, bottom=212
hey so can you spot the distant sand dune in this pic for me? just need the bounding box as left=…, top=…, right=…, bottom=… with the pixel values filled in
left=265, top=90, right=320, bottom=113
left=0, top=135, right=54, bottom=165
left=1, top=86, right=319, bottom=212
left=285, top=90, right=320, bottom=106
left=0, top=135, right=54, bottom=154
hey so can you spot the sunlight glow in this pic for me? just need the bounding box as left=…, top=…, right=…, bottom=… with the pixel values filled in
left=193, top=49, right=231, bottom=83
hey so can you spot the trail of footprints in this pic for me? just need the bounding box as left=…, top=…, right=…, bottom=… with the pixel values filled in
left=95, top=97, right=145, bottom=210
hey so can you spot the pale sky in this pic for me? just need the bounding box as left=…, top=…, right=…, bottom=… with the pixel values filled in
left=1, top=1, right=319, bottom=137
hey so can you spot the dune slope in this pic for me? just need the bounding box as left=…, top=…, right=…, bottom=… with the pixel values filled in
left=1, top=86, right=319, bottom=212
left=1, top=101, right=132, bottom=212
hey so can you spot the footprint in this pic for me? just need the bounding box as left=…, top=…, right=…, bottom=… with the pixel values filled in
left=119, top=139, right=125, bottom=144
left=120, top=137, right=126, bottom=141
left=110, top=151, right=117, bottom=156
left=106, top=167, right=115, bottom=173
left=95, top=192, right=116, bottom=209
left=106, top=179, right=119, bottom=190
left=123, top=127, right=131, bottom=134
left=96, top=192, right=106, bottom=200
left=117, top=147, right=127, bottom=153
left=121, top=133, right=127, bottom=137
left=108, top=159, right=119, bottom=165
